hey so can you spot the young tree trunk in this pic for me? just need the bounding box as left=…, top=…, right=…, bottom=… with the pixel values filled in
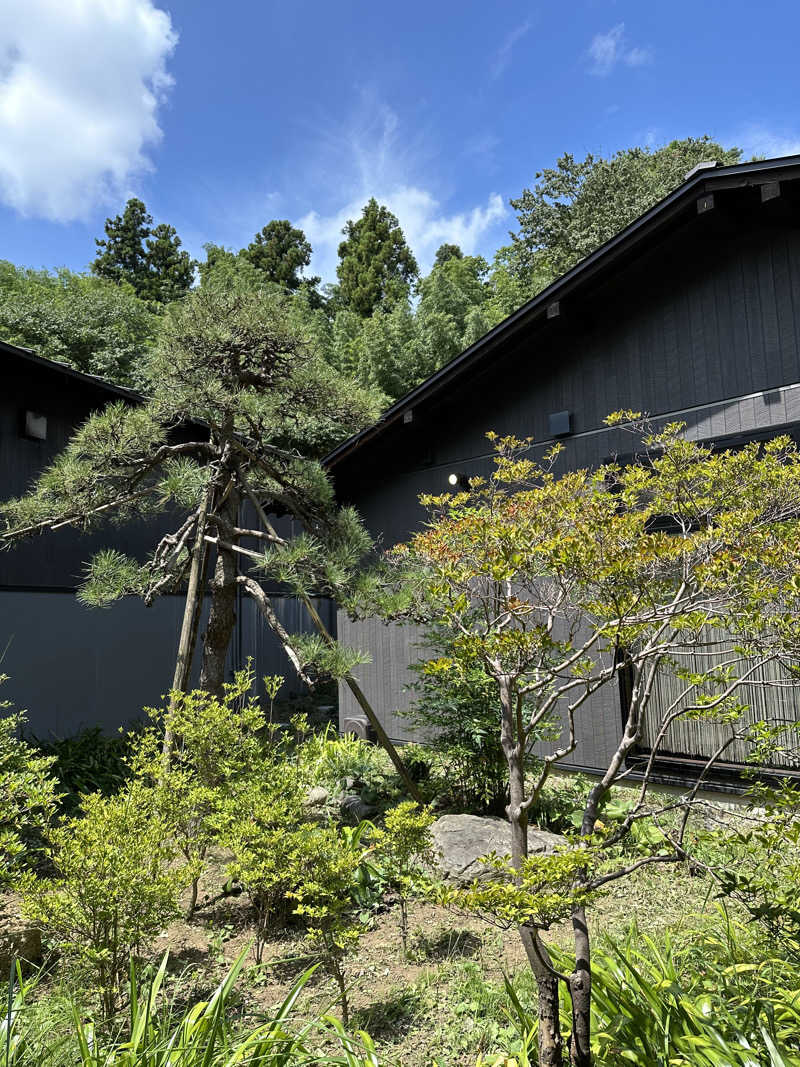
left=199, top=492, right=239, bottom=695
left=569, top=904, right=592, bottom=1067
left=500, top=678, right=564, bottom=1067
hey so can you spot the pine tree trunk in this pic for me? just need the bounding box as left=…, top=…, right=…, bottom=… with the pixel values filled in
left=500, top=677, right=564, bottom=1067
left=199, top=491, right=238, bottom=695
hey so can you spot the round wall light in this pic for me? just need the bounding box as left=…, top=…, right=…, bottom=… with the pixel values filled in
left=448, top=472, right=470, bottom=489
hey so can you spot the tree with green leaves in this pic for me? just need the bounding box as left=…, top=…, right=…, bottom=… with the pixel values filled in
left=0, top=278, right=422, bottom=798
left=0, top=260, right=159, bottom=388
left=381, top=418, right=800, bottom=1066
left=336, top=198, right=418, bottom=317
left=92, top=197, right=194, bottom=304
left=507, top=136, right=742, bottom=288
left=434, top=243, right=463, bottom=266
left=243, top=219, right=320, bottom=293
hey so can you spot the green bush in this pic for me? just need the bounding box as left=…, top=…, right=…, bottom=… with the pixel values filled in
left=31, top=726, right=132, bottom=813
left=19, top=784, right=187, bottom=1017
left=373, top=801, right=435, bottom=953
left=298, top=723, right=386, bottom=794
left=0, top=680, right=59, bottom=887
left=130, top=668, right=276, bottom=916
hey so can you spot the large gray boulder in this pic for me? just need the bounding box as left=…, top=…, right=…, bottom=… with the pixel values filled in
left=431, top=814, right=566, bottom=885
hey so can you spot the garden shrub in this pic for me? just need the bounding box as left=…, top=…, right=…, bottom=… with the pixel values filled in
left=19, top=783, right=187, bottom=1017
left=404, top=626, right=510, bottom=813
left=0, top=680, right=59, bottom=887
left=298, top=721, right=387, bottom=795
left=373, top=801, right=435, bottom=953
left=31, top=726, right=132, bottom=814
left=289, top=822, right=373, bottom=1026
left=130, top=667, right=276, bottom=916
left=210, top=766, right=310, bottom=961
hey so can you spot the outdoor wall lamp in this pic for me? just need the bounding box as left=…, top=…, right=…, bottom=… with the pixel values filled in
left=448, top=472, right=471, bottom=489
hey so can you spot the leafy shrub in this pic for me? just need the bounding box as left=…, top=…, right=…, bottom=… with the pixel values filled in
left=289, top=822, right=373, bottom=1027
left=211, top=768, right=310, bottom=962
left=373, top=801, right=435, bottom=953
left=19, top=784, right=187, bottom=1017
left=0, top=681, right=59, bottom=887
left=298, top=723, right=386, bottom=794
left=130, top=668, right=275, bottom=916
left=31, top=726, right=132, bottom=814
left=405, top=634, right=508, bottom=813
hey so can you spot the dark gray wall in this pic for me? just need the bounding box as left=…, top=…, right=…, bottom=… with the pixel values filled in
left=333, top=191, right=800, bottom=767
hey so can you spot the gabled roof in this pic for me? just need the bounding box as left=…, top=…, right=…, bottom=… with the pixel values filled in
left=1, top=338, right=142, bottom=402
left=326, top=153, right=800, bottom=468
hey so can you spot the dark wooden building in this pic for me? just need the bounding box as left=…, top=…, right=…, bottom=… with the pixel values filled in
left=0, top=340, right=332, bottom=738
left=329, top=154, right=800, bottom=778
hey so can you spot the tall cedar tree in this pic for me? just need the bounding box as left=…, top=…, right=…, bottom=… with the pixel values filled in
left=508, top=136, right=742, bottom=285
left=93, top=198, right=195, bottom=304
left=243, top=220, right=320, bottom=292
left=336, top=198, right=418, bottom=317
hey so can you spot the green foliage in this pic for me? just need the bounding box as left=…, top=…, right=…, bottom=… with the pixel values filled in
left=336, top=198, right=418, bottom=317
left=19, top=784, right=186, bottom=1017
left=492, top=912, right=800, bottom=1066
left=30, top=726, right=132, bottom=814
left=0, top=680, right=59, bottom=888
left=92, top=198, right=195, bottom=304
left=131, top=668, right=273, bottom=916
left=2, top=949, right=383, bottom=1066
left=211, top=770, right=311, bottom=962
left=299, top=725, right=386, bottom=794
left=373, top=802, right=435, bottom=953
left=0, top=260, right=159, bottom=388
left=289, top=822, right=373, bottom=1025
left=507, top=137, right=741, bottom=288
left=406, top=627, right=509, bottom=813
left=242, top=219, right=320, bottom=293
left=431, top=848, right=595, bottom=932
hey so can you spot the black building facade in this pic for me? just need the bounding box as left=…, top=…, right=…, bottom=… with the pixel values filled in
left=329, top=155, right=800, bottom=776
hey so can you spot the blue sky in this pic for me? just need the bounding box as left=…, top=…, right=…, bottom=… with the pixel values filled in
left=3, top=0, right=800, bottom=284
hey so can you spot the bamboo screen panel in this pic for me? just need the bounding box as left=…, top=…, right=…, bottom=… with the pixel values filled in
left=640, top=629, right=800, bottom=769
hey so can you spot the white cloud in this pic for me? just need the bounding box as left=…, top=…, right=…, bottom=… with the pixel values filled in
left=294, top=100, right=508, bottom=283
left=587, top=24, right=652, bottom=76
left=489, top=19, right=533, bottom=80
left=0, top=0, right=177, bottom=221
left=732, top=123, right=800, bottom=160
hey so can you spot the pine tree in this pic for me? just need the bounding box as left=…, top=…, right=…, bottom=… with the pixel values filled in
left=143, top=223, right=195, bottom=303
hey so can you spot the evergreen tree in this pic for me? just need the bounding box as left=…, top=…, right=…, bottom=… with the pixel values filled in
left=92, top=198, right=152, bottom=294
left=92, top=198, right=195, bottom=304
left=433, top=243, right=463, bottom=266
left=336, top=199, right=418, bottom=317
left=142, top=223, right=195, bottom=303
left=243, top=219, right=320, bottom=292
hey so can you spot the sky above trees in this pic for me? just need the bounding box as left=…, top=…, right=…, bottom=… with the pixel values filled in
left=2, top=0, right=800, bottom=281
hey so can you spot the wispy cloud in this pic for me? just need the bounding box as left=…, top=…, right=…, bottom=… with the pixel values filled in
left=587, top=24, right=652, bottom=76
left=489, top=18, right=534, bottom=80
left=0, top=0, right=177, bottom=221
left=732, top=123, right=800, bottom=160
left=292, top=97, right=508, bottom=283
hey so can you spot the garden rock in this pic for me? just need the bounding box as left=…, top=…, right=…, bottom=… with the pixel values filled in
left=0, top=896, right=41, bottom=972
left=431, top=814, right=566, bottom=885
left=304, top=786, right=329, bottom=808
left=340, top=793, right=377, bottom=824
